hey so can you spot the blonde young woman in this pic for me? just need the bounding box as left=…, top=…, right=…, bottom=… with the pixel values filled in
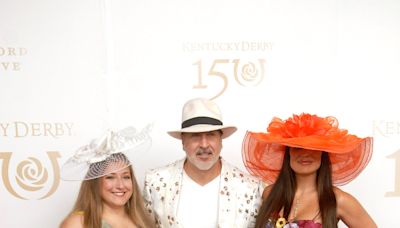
left=242, top=113, right=377, bottom=228
left=60, top=127, right=154, bottom=228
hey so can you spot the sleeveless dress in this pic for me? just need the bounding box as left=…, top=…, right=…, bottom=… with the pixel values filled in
left=73, top=211, right=113, bottom=228
left=266, top=218, right=322, bottom=228
left=101, top=220, right=112, bottom=228
left=292, top=220, right=322, bottom=228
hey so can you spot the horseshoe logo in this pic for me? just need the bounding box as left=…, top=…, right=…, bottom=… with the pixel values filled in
left=0, top=151, right=60, bottom=200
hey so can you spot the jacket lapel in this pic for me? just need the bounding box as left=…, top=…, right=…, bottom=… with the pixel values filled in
left=217, top=159, right=236, bottom=227
left=164, top=159, right=185, bottom=227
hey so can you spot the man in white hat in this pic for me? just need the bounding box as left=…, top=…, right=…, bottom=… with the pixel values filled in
left=143, top=98, right=265, bottom=228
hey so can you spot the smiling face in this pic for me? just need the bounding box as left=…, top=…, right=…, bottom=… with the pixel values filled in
left=99, top=165, right=133, bottom=209
left=289, top=147, right=322, bottom=176
left=181, top=130, right=222, bottom=171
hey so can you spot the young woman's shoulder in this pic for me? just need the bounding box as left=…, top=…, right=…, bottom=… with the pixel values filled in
left=262, top=184, right=274, bottom=200
left=333, top=187, right=351, bottom=203
left=333, top=187, right=361, bottom=216
left=333, top=187, right=377, bottom=228
left=60, top=212, right=84, bottom=228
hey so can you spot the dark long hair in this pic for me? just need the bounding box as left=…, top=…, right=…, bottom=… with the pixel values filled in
left=255, top=147, right=337, bottom=228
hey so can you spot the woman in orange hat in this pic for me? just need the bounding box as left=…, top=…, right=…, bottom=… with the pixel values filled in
left=242, top=113, right=377, bottom=228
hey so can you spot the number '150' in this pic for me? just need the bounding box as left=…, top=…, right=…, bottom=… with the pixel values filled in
left=192, top=59, right=266, bottom=100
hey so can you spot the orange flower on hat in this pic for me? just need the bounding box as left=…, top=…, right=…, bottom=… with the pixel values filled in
left=268, top=114, right=339, bottom=137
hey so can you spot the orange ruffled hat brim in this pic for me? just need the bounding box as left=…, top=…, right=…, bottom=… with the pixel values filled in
left=242, top=114, right=374, bottom=186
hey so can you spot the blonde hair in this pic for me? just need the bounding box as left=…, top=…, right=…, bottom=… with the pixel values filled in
left=67, top=161, right=154, bottom=228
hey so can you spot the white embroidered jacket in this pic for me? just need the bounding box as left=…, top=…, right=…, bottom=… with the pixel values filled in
left=143, top=158, right=265, bottom=228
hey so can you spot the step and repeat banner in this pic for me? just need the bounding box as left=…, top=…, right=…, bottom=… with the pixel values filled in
left=1, top=0, right=399, bottom=227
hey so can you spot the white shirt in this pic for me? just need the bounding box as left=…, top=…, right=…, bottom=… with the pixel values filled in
left=177, top=170, right=220, bottom=228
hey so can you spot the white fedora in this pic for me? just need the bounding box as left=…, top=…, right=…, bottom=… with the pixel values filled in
left=168, top=98, right=237, bottom=139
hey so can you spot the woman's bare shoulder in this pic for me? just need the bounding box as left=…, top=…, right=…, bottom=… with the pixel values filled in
left=262, top=184, right=274, bottom=200
left=333, top=187, right=345, bottom=199
left=60, top=213, right=84, bottom=228
left=333, top=187, right=377, bottom=228
left=333, top=187, right=357, bottom=205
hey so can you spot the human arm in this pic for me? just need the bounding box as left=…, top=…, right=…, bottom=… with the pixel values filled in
left=59, top=213, right=84, bottom=228
left=335, top=188, right=377, bottom=228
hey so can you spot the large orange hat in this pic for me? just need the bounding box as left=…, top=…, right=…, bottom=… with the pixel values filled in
left=242, top=113, right=373, bottom=185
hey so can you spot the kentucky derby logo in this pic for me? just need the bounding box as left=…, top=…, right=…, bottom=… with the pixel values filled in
left=233, top=59, right=265, bottom=87
left=386, top=149, right=400, bottom=197
left=192, top=58, right=266, bottom=100
left=0, top=46, right=27, bottom=72
left=373, top=120, right=400, bottom=137
left=0, top=151, right=60, bottom=200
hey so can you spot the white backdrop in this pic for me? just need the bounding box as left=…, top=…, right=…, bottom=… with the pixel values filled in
left=0, top=0, right=399, bottom=227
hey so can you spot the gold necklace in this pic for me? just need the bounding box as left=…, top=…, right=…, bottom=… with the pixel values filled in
left=292, top=190, right=304, bottom=221
left=293, top=197, right=300, bottom=219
